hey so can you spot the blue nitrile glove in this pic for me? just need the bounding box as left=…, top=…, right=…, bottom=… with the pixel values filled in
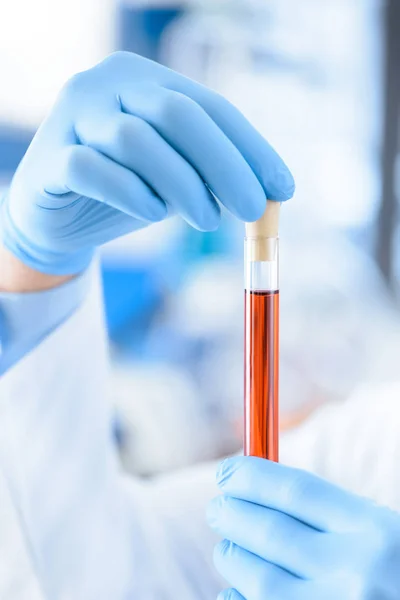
left=0, top=52, right=294, bottom=275
left=208, top=457, right=400, bottom=600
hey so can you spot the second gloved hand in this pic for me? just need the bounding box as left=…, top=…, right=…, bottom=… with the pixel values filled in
left=0, top=52, right=294, bottom=275
left=208, top=457, right=400, bottom=600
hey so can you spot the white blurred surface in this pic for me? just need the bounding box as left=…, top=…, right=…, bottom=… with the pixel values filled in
left=0, top=0, right=114, bottom=127
left=121, top=0, right=190, bottom=6
left=113, top=364, right=230, bottom=475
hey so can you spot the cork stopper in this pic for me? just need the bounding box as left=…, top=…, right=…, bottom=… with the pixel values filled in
left=245, top=200, right=280, bottom=239
left=245, top=200, right=280, bottom=261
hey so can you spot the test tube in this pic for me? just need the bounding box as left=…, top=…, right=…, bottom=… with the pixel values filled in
left=244, top=201, right=280, bottom=461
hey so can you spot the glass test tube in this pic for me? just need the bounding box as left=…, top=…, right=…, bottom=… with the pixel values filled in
left=244, top=236, right=279, bottom=461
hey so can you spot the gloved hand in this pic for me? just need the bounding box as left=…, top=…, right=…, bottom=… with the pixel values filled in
left=208, top=457, right=400, bottom=600
left=0, top=52, right=294, bottom=275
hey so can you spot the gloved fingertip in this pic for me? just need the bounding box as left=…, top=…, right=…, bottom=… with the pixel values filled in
left=267, top=167, right=296, bottom=202
left=145, top=198, right=169, bottom=222
left=240, top=197, right=267, bottom=223
left=216, top=456, right=242, bottom=487
left=206, top=495, right=226, bottom=528
left=217, top=589, right=237, bottom=600
left=191, top=209, right=221, bottom=233
left=214, top=538, right=233, bottom=563
left=206, top=497, right=218, bottom=527
left=216, top=459, right=226, bottom=481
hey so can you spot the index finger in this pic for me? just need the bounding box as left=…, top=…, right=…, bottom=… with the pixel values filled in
left=167, top=77, right=295, bottom=203
left=217, top=457, right=371, bottom=533
left=101, top=52, right=295, bottom=204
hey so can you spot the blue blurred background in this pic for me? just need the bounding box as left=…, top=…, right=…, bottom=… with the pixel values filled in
left=1, top=0, right=400, bottom=476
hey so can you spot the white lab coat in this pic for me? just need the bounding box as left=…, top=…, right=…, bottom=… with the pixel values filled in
left=1, top=267, right=400, bottom=599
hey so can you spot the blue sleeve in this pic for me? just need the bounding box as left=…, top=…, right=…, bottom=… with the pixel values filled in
left=0, top=271, right=90, bottom=375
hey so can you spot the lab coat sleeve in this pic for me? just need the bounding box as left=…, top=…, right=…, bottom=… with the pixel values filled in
left=280, top=383, right=400, bottom=512
left=0, top=265, right=222, bottom=600
left=0, top=270, right=90, bottom=375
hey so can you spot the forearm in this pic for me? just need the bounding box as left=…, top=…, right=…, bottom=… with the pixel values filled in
left=0, top=244, right=90, bottom=376
left=0, top=244, right=73, bottom=293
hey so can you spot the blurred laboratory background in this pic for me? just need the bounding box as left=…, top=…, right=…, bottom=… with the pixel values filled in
left=1, top=0, right=400, bottom=476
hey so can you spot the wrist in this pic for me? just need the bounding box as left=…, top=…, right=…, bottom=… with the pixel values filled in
left=0, top=245, right=75, bottom=292
left=0, top=193, right=94, bottom=278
